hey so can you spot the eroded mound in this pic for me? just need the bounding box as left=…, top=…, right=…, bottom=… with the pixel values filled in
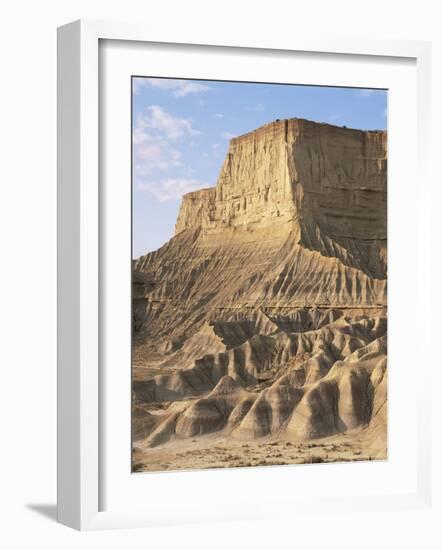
left=133, top=311, right=387, bottom=452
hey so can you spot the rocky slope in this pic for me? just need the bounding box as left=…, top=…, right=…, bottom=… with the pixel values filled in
left=132, top=118, right=387, bottom=471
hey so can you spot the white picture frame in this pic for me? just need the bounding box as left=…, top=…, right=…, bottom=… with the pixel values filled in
left=57, top=19, right=433, bottom=531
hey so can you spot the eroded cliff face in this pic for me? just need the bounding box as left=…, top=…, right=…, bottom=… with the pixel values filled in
left=133, top=119, right=387, bottom=471
left=175, top=120, right=297, bottom=234
left=137, top=119, right=386, bottom=329
left=289, top=122, right=387, bottom=278
left=175, top=187, right=216, bottom=234
left=174, top=119, right=387, bottom=277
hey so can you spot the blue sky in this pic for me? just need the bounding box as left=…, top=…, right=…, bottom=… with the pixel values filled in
left=132, top=77, right=387, bottom=258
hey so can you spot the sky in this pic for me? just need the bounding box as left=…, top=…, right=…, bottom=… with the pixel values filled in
left=132, top=77, right=387, bottom=258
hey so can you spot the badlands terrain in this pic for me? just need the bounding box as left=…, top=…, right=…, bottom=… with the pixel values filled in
left=132, top=118, right=387, bottom=472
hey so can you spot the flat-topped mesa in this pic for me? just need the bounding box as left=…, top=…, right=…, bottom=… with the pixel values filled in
left=174, top=118, right=387, bottom=278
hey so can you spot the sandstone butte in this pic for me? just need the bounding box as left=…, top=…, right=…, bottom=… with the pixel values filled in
left=132, top=118, right=387, bottom=472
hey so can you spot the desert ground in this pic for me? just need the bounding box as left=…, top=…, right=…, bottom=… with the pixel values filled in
left=133, top=432, right=381, bottom=473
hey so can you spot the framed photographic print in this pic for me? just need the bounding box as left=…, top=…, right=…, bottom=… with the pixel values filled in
left=57, top=19, right=432, bottom=530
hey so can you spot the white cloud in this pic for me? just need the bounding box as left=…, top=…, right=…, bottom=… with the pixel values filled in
left=211, top=143, right=220, bottom=149
left=382, top=108, right=388, bottom=118
left=222, top=131, right=236, bottom=140
left=133, top=110, right=186, bottom=178
left=133, top=134, right=182, bottom=176
left=137, top=105, right=200, bottom=140
left=328, top=114, right=341, bottom=123
left=133, top=129, right=161, bottom=172
left=132, top=78, right=144, bottom=95
left=133, top=77, right=211, bottom=97
left=213, top=113, right=224, bottom=118
left=136, top=178, right=207, bottom=202
left=358, top=89, right=382, bottom=98
left=131, top=101, right=209, bottom=205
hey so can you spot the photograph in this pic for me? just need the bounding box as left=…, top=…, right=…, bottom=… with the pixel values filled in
left=131, top=77, right=388, bottom=473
